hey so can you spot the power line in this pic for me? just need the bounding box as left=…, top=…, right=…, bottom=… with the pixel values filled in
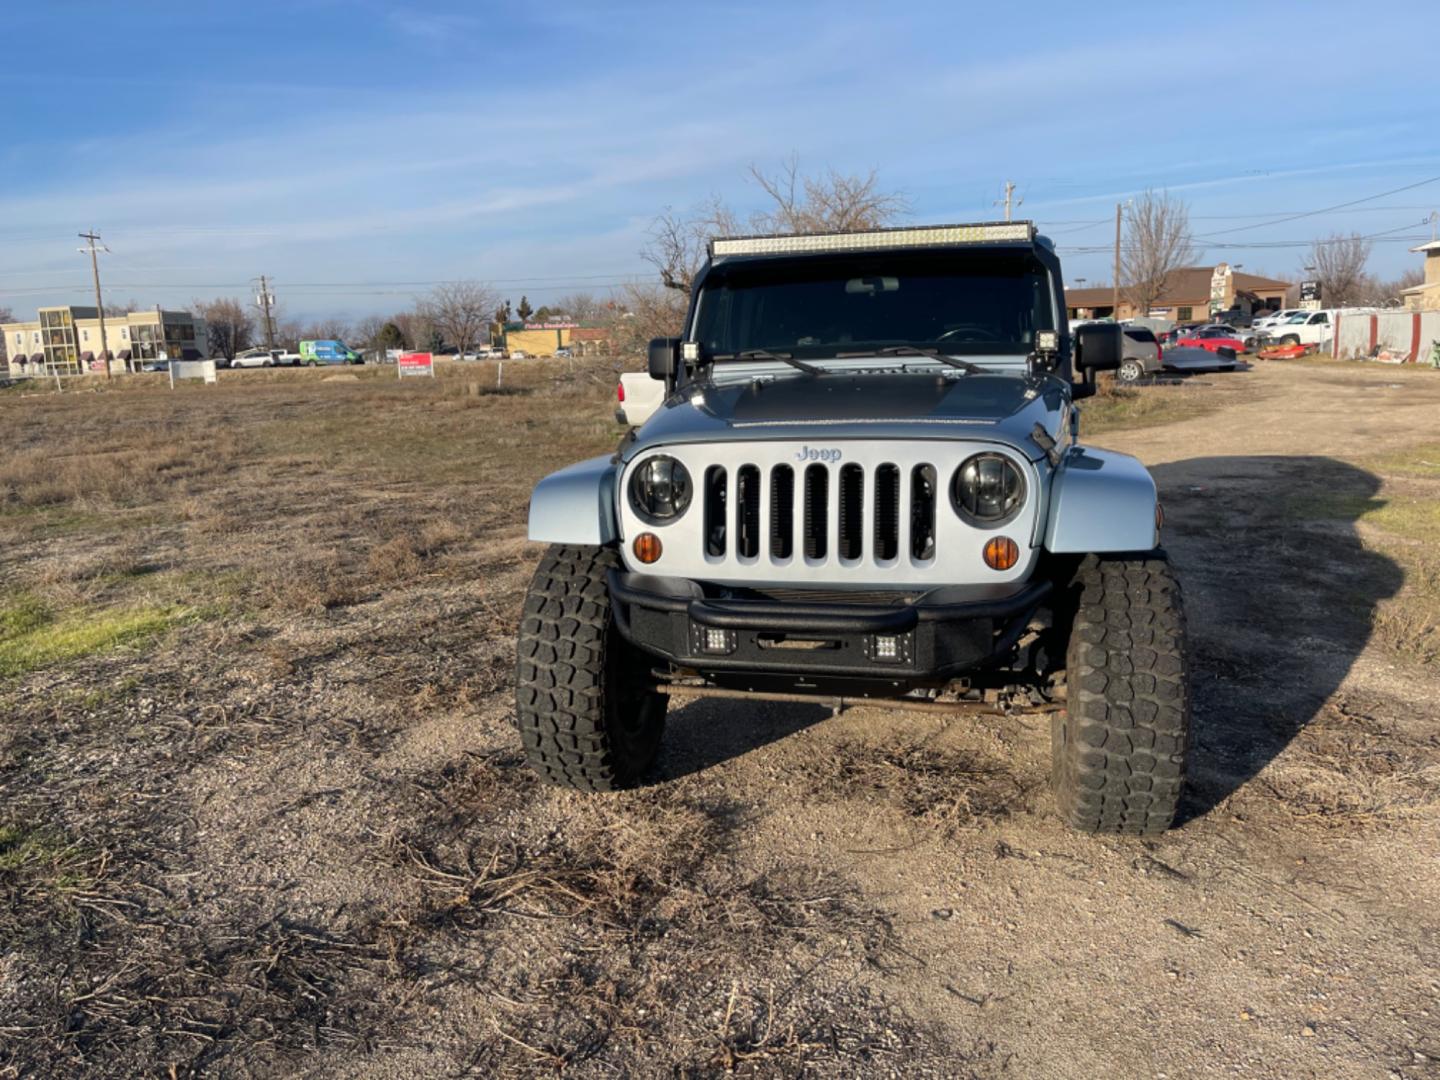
left=1194, top=175, right=1440, bottom=237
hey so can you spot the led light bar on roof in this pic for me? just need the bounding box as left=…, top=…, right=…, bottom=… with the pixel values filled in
left=710, top=221, right=1035, bottom=258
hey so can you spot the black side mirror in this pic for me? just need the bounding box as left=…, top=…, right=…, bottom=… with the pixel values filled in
left=648, top=337, right=680, bottom=383
left=1074, top=323, right=1122, bottom=375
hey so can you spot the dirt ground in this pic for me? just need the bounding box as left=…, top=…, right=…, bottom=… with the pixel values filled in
left=1, top=358, right=1438, bottom=1078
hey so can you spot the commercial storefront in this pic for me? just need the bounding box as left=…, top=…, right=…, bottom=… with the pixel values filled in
left=3, top=306, right=207, bottom=374
left=1064, top=265, right=1291, bottom=322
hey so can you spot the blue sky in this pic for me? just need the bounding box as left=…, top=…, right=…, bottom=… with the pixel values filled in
left=3, top=0, right=1439, bottom=322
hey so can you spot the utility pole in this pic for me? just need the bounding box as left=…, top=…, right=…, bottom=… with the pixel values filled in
left=996, top=180, right=1022, bottom=223
left=255, top=275, right=276, bottom=350
left=1112, top=203, right=1123, bottom=320
left=78, top=230, right=111, bottom=379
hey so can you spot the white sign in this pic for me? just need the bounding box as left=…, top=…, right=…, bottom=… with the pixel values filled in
left=170, top=359, right=217, bottom=387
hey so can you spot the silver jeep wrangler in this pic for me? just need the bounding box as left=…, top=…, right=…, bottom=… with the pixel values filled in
left=517, top=222, right=1189, bottom=835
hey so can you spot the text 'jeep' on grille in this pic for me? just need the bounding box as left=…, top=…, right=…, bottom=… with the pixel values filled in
left=518, top=222, right=1190, bottom=835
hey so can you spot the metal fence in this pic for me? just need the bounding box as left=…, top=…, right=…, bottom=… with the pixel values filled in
left=1333, top=309, right=1440, bottom=363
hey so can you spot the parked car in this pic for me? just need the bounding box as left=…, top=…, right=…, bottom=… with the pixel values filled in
left=555, top=346, right=574, bottom=359
left=1159, top=322, right=1205, bottom=346
left=277, top=351, right=303, bottom=366
left=1259, top=309, right=1333, bottom=348
left=1252, top=308, right=1303, bottom=332
left=508, top=350, right=528, bottom=359
left=521, top=220, right=1191, bottom=835
left=1212, top=307, right=1254, bottom=328
left=1117, top=326, right=1162, bottom=382
left=1177, top=325, right=1251, bottom=354
left=231, top=347, right=281, bottom=368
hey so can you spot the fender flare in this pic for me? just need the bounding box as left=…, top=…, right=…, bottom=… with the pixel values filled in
left=527, top=455, right=620, bottom=545
left=1043, top=447, right=1159, bottom=554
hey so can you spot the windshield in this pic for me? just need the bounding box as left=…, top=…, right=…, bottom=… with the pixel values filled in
left=692, top=249, right=1055, bottom=359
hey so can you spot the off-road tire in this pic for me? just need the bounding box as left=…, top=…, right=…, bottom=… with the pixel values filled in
left=1052, top=554, right=1189, bottom=834
left=1117, top=358, right=1144, bottom=383
left=515, top=544, right=666, bottom=790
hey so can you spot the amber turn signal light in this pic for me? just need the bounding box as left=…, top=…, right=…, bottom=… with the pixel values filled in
left=982, top=536, right=1019, bottom=571
left=633, top=532, right=663, bottom=564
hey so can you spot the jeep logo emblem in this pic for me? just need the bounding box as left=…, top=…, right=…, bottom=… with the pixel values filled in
left=795, top=446, right=842, bottom=463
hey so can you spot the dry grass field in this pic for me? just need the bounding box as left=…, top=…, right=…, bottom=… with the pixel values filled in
left=2, top=358, right=1438, bottom=1078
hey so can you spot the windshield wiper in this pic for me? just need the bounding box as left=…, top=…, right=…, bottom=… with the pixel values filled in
left=835, top=344, right=988, bottom=374
left=710, top=349, right=827, bottom=376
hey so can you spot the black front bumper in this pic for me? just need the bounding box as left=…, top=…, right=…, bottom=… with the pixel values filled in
left=608, top=570, right=1051, bottom=685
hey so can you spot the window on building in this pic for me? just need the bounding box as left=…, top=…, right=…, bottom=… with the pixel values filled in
left=82, top=329, right=90, bottom=342
left=1177, top=306, right=1193, bottom=321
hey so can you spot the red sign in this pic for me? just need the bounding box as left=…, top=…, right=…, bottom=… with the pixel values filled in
left=397, top=351, right=434, bottom=378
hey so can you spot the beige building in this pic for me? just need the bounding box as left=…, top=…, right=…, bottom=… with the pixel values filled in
left=502, top=321, right=575, bottom=356
left=1065, top=264, right=1292, bottom=322
left=1401, top=241, right=1440, bottom=310
left=3, top=305, right=207, bottom=374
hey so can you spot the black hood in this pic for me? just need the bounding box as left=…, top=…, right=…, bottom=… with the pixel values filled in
left=626, top=370, right=1069, bottom=461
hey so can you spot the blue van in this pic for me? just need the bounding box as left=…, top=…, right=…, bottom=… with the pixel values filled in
left=299, top=339, right=362, bottom=365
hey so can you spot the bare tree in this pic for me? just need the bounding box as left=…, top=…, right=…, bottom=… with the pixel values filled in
left=275, top=319, right=305, bottom=351
left=1368, top=265, right=1425, bottom=306
left=428, top=281, right=497, bottom=357
left=643, top=157, right=907, bottom=295
left=1303, top=233, right=1373, bottom=307
left=352, top=314, right=387, bottom=351
left=393, top=306, right=437, bottom=351
left=192, top=297, right=254, bottom=361
left=605, top=283, right=689, bottom=358
left=747, top=156, right=908, bottom=234
left=301, top=318, right=353, bottom=343
left=1122, top=190, right=1196, bottom=317
left=552, top=292, right=609, bottom=323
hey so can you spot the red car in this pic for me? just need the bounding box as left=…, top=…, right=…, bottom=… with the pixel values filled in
left=1176, top=325, right=1249, bottom=353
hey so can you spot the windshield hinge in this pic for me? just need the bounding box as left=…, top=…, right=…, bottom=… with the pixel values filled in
left=1030, top=422, right=1060, bottom=467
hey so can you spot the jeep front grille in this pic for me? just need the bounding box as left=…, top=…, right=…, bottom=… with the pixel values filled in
left=618, top=440, right=1037, bottom=587
left=709, top=459, right=942, bottom=566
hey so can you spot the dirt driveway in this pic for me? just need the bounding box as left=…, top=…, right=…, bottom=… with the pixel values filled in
left=1, top=360, right=1437, bottom=1078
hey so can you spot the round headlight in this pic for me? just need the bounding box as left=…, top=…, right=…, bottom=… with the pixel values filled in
left=629, top=455, right=692, bottom=523
left=952, top=453, right=1025, bottom=524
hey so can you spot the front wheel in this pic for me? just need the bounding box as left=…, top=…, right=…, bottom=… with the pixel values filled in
left=1117, top=358, right=1145, bottom=383
left=514, top=545, right=666, bottom=790
left=1052, top=554, right=1190, bottom=834
left=1280, top=334, right=1300, bottom=346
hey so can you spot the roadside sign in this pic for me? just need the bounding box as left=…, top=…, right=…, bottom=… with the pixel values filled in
left=169, top=359, right=217, bottom=387
left=397, top=351, right=434, bottom=379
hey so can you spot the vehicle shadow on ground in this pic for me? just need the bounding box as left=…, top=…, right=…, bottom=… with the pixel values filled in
left=1150, top=456, right=1403, bottom=826
left=651, top=697, right=832, bottom=782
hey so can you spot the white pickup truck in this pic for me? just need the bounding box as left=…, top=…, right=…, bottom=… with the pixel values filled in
left=616, top=370, right=666, bottom=426
left=1260, top=309, right=1333, bottom=348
